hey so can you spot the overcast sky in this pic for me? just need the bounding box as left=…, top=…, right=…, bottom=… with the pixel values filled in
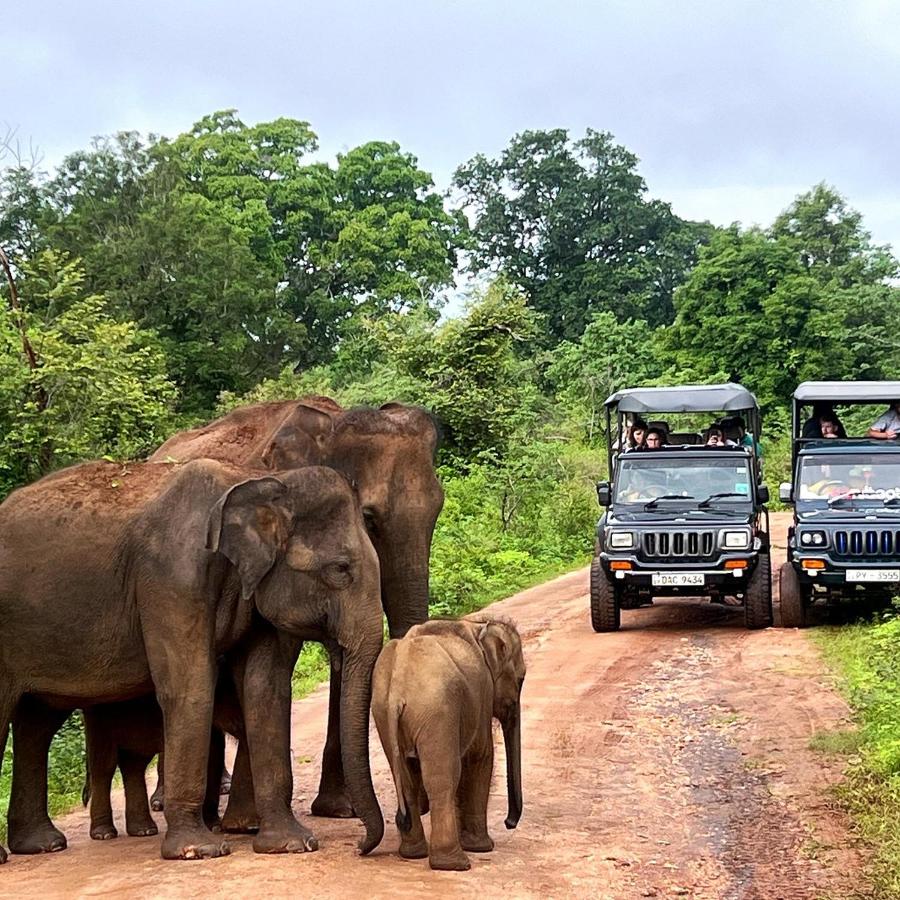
left=6, top=0, right=900, bottom=251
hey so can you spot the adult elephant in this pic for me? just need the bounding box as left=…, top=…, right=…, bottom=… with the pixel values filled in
left=150, top=397, right=443, bottom=818
left=0, top=459, right=384, bottom=863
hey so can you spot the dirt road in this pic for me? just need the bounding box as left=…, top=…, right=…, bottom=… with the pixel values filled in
left=2, top=512, right=869, bottom=898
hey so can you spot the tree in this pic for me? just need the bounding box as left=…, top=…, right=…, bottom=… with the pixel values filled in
left=6, top=112, right=465, bottom=412
left=545, top=313, right=663, bottom=440
left=0, top=250, right=176, bottom=494
left=659, top=189, right=900, bottom=413
left=454, top=129, right=709, bottom=342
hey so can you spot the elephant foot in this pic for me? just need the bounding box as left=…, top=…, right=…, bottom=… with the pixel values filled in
left=126, top=819, right=159, bottom=838
left=399, top=838, right=428, bottom=860
left=252, top=823, right=318, bottom=854
left=310, top=790, right=355, bottom=819
left=8, top=822, right=67, bottom=855
left=150, top=786, right=164, bottom=812
left=461, top=831, right=494, bottom=853
left=160, top=828, right=230, bottom=860
left=90, top=823, right=118, bottom=841
left=429, top=848, right=471, bottom=871
left=219, top=768, right=232, bottom=796
left=220, top=810, right=260, bottom=834
left=0, top=843, right=7, bottom=865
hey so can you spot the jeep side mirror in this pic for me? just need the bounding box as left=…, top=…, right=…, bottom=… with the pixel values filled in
left=596, top=481, right=611, bottom=507
left=757, top=484, right=769, bottom=504
left=779, top=482, right=792, bottom=503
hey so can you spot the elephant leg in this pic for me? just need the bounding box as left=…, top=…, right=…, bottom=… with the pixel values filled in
left=7, top=699, right=69, bottom=855
left=120, top=750, right=158, bottom=837
left=419, top=743, right=469, bottom=871
left=458, top=733, right=494, bottom=853
left=150, top=751, right=165, bottom=812
left=231, top=627, right=316, bottom=854
left=397, top=758, right=427, bottom=860
left=310, top=649, right=354, bottom=818
left=220, top=738, right=259, bottom=832
left=85, top=717, right=119, bottom=841
left=0, top=684, right=22, bottom=865
left=143, top=620, right=229, bottom=861
left=202, top=728, right=225, bottom=830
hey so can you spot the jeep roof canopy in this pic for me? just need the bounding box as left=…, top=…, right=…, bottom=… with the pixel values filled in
left=791, top=381, right=900, bottom=464
left=605, top=383, right=758, bottom=413
left=793, top=381, right=900, bottom=404
left=604, top=383, right=760, bottom=475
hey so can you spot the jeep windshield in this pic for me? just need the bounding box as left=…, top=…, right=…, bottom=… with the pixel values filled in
left=797, top=452, right=900, bottom=509
left=614, top=456, right=753, bottom=509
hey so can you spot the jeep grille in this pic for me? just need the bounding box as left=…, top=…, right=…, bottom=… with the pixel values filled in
left=833, top=529, right=900, bottom=559
left=641, top=529, right=716, bottom=561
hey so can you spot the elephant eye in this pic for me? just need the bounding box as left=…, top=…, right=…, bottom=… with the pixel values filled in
left=362, top=508, right=379, bottom=535
left=322, top=559, right=353, bottom=589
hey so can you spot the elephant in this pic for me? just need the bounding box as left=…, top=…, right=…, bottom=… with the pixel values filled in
left=0, top=458, right=384, bottom=863
left=371, top=616, right=525, bottom=871
left=147, top=398, right=444, bottom=822
left=82, top=686, right=243, bottom=841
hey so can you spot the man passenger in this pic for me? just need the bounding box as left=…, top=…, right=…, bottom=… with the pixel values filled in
left=868, top=401, right=900, bottom=440
left=645, top=428, right=665, bottom=449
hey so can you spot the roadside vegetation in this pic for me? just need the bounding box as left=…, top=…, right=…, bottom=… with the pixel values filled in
left=813, top=616, right=900, bottom=899
left=2, top=112, right=899, bottom=840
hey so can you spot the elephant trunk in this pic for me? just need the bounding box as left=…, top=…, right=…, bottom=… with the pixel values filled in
left=502, top=704, right=523, bottom=830
left=339, top=624, right=385, bottom=854
left=381, top=550, right=431, bottom=639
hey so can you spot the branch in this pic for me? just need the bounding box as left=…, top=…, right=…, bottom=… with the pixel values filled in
left=0, top=245, right=39, bottom=372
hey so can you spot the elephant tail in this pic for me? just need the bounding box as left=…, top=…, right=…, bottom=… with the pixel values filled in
left=386, top=696, right=412, bottom=834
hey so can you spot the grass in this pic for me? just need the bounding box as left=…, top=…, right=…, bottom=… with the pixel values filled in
left=812, top=613, right=900, bottom=899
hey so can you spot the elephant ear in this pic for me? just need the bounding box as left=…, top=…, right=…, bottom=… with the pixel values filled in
left=206, top=477, right=289, bottom=600
left=477, top=622, right=509, bottom=682
left=260, top=403, right=335, bottom=470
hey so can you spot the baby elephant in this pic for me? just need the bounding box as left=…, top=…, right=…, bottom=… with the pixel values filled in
left=372, top=616, right=525, bottom=871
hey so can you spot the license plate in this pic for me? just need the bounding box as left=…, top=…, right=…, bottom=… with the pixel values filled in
left=651, top=573, right=705, bottom=587
left=846, top=569, right=900, bottom=583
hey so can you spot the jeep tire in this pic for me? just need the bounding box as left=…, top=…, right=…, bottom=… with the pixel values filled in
left=590, top=555, right=620, bottom=632
left=744, top=550, right=773, bottom=629
left=779, top=560, right=807, bottom=628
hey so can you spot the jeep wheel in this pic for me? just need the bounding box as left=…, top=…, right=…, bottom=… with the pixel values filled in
left=744, top=551, right=773, bottom=629
left=779, top=561, right=807, bottom=628
left=590, top=555, right=620, bottom=632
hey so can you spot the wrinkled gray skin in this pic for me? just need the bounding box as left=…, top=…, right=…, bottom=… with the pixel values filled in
left=372, top=617, right=525, bottom=871
left=148, top=398, right=444, bottom=823
left=0, top=459, right=383, bottom=863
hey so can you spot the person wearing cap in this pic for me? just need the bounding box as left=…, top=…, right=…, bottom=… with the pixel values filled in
left=868, top=401, right=900, bottom=440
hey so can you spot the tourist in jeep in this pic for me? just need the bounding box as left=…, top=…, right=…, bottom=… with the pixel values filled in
left=625, top=418, right=649, bottom=451
left=867, top=401, right=900, bottom=440
left=645, top=428, right=666, bottom=449
left=802, top=403, right=847, bottom=439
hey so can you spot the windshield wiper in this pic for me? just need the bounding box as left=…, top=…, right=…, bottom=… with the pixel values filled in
left=698, top=492, right=748, bottom=509
left=643, top=494, right=693, bottom=510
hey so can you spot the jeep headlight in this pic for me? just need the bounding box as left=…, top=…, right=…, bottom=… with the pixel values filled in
left=799, top=530, right=827, bottom=547
left=722, top=530, right=751, bottom=550
left=608, top=531, right=635, bottom=550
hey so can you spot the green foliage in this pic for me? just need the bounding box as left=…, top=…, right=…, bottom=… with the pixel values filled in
left=814, top=615, right=900, bottom=897
left=429, top=442, right=599, bottom=617
left=0, top=251, right=176, bottom=494
left=545, top=312, right=663, bottom=442
left=660, top=187, right=900, bottom=416
left=454, top=128, right=710, bottom=340
left=2, top=112, right=464, bottom=412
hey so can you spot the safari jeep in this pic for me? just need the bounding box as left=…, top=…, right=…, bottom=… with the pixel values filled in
left=779, top=381, right=900, bottom=627
left=591, top=384, right=772, bottom=632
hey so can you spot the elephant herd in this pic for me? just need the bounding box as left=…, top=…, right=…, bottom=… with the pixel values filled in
left=0, top=397, right=490, bottom=867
